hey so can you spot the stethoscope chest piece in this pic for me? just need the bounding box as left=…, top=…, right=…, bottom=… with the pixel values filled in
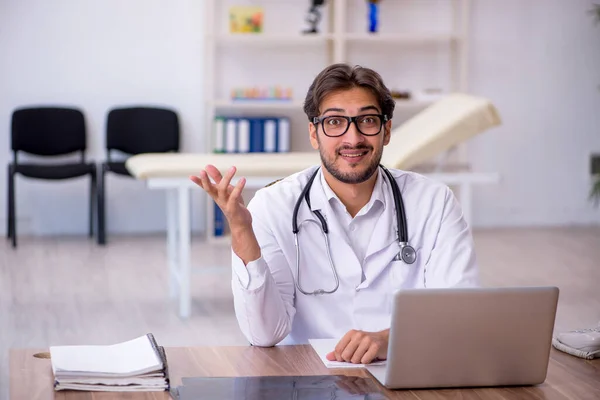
left=399, top=243, right=417, bottom=264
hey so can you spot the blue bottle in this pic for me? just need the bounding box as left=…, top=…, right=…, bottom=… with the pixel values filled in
left=368, top=1, right=379, bottom=33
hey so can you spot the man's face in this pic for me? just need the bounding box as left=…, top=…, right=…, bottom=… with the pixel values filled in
left=309, top=87, right=392, bottom=184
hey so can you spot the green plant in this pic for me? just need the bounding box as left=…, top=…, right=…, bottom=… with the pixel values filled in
left=591, top=176, right=600, bottom=207
left=590, top=3, right=600, bottom=24
left=589, top=4, right=600, bottom=207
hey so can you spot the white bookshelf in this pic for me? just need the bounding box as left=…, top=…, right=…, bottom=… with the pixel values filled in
left=213, top=33, right=335, bottom=45
left=202, top=0, right=471, bottom=240
left=343, top=33, right=458, bottom=44
left=211, top=100, right=304, bottom=109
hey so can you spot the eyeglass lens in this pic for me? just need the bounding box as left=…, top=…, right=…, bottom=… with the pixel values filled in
left=322, top=115, right=382, bottom=137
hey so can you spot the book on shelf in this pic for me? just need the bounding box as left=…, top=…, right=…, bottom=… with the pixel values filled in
left=49, top=333, right=169, bottom=392
left=211, top=115, right=291, bottom=237
left=213, top=115, right=291, bottom=154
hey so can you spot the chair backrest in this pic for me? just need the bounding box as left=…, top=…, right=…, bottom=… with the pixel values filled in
left=106, top=107, right=180, bottom=156
left=11, top=107, right=86, bottom=157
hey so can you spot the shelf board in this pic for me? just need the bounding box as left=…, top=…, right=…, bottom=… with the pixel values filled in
left=212, top=100, right=304, bottom=109
left=344, top=33, right=458, bottom=44
left=210, top=33, right=455, bottom=45
left=211, top=33, right=334, bottom=45
left=211, top=99, right=433, bottom=110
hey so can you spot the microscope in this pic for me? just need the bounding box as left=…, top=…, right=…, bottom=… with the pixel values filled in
left=303, top=0, right=326, bottom=34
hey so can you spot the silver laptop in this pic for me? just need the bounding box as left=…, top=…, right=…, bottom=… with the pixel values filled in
left=365, top=286, right=559, bottom=389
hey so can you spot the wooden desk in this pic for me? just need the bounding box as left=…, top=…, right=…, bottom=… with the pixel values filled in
left=9, top=345, right=600, bottom=399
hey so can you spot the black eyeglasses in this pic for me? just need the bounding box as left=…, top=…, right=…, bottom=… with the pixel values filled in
left=312, top=114, right=388, bottom=137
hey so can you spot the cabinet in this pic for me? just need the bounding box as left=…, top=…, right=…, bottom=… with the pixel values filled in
left=202, top=0, right=471, bottom=239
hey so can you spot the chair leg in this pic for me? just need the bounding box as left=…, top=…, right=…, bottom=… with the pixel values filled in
left=97, top=165, right=106, bottom=245
left=8, top=165, right=16, bottom=248
left=6, top=165, right=11, bottom=240
left=89, top=168, right=96, bottom=238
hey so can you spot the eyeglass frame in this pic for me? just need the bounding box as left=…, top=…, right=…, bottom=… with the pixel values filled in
left=312, top=113, right=389, bottom=137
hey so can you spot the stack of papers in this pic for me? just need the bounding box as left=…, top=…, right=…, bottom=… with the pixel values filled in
left=49, top=333, right=169, bottom=392
left=308, top=338, right=387, bottom=368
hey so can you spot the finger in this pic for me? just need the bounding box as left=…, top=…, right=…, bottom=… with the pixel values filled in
left=190, top=169, right=212, bottom=187
left=341, top=337, right=363, bottom=363
left=191, top=171, right=214, bottom=195
left=361, top=343, right=380, bottom=364
left=333, top=331, right=355, bottom=362
left=219, top=166, right=237, bottom=191
left=215, top=167, right=237, bottom=201
left=205, top=164, right=224, bottom=184
left=228, top=176, right=246, bottom=205
left=350, top=337, right=371, bottom=364
left=326, top=351, right=336, bottom=361
left=189, top=175, right=203, bottom=188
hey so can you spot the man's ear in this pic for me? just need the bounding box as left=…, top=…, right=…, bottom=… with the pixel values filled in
left=383, top=119, right=392, bottom=145
left=309, top=122, right=319, bottom=150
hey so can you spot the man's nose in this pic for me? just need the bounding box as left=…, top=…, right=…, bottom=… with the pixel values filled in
left=344, top=121, right=365, bottom=145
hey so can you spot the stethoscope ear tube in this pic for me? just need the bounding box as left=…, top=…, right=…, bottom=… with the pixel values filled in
left=379, top=165, right=409, bottom=243
left=292, top=167, right=320, bottom=234
left=294, top=225, right=339, bottom=296
left=380, top=165, right=416, bottom=265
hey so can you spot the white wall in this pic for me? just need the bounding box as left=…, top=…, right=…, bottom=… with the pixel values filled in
left=0, top=0, right=207, bottom=236
left=468, top=0, right=600, bottom=226
left=0, top=0, right=599, bottom=237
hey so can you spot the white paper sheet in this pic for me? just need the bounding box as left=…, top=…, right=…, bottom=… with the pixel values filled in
left=308, top=338, right=387, bottom=368
left=50, top=335, right=162, bottom=377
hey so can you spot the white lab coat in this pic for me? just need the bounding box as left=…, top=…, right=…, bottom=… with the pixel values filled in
left=231, top=166, right=479, bottom=347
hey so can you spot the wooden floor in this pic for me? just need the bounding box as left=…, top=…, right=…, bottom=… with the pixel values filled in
left=1, top=226, right=599, bottom=400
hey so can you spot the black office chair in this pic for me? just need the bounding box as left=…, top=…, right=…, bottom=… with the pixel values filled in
left=7, top=107, right=96, bottom=248
left=97, top=106, right=180, bottom=245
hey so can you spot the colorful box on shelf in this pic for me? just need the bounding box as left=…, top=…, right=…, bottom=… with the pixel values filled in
left=229, top=6, right=263, bottom=33
left=231, top=86, right=293, bottom=102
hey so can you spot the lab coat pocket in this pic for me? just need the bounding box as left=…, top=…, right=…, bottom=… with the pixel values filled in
left=389, top=260, right=420, bottom=290
left=383, top=260, right=417, bottom=316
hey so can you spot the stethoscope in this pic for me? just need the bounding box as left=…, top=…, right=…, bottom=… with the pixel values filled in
left=291, top=165, right=417, bottom=296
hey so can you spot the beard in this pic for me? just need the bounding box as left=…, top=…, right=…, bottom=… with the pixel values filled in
left=318, top=142, right=383, bottom=184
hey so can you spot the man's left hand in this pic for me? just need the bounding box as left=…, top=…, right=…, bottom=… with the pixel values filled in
left=326, top=329, right=389, bottom=364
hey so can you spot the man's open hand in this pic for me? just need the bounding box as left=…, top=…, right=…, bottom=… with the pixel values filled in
left=326, top=329, right=389, bottom=364
left=190, top=165, right=252, bottom=230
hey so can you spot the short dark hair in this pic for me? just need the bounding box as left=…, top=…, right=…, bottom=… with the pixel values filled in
left=303, top=63, right=395, bottom=122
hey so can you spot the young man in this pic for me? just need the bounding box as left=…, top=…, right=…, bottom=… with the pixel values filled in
left=190, top=63, right=479, bottom=364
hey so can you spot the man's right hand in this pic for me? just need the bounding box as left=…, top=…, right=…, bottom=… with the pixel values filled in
left=190, top=164, right=252, bottom=229
left=190, top=164, right=261, bottom=265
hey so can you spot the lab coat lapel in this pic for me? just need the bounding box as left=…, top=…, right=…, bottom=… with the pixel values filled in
left=303, top=170, right=364, bottom=283
left=364, top=173, right=397, bottom=259
left=307, top=173, right=352, bottom=249
left=359, top=174, right=401, bottom=286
